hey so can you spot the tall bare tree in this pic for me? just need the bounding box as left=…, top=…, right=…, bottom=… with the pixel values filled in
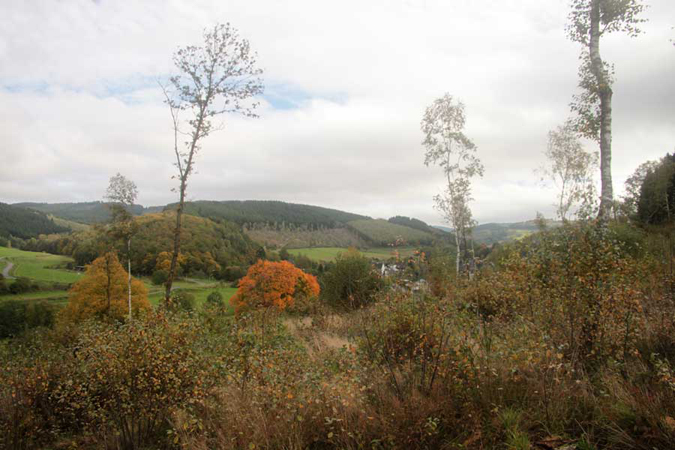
left=422, top=94, right=483, bottom=276
left=161, top=23, right=263, bottom=304
left=105, top=173, right=138, bottom=320
left=539, top=123, right=598, bottom=221
left=567, top=0, right=646, bottom=220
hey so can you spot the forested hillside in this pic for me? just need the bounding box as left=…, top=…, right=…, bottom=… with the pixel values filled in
left=176, top=201, right=443, bottom=248
left=15, top=201, right=145, bottom=224
left=11, top=200, right=448, bottom=249
left=20, top=212, right=259, bottom=278
left=176, top=200, right=369, bottom=227
left=0, top=203, right=68, bottom=239
left=244, top=223, right=368, bottom=249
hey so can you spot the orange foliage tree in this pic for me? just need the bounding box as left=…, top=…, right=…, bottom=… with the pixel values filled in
left=61, top=252, right=150, bottom=324
left=230, top=260, right=320, bottom=314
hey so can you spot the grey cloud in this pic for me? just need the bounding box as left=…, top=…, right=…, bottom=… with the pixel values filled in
left=1, top=0, right=674, bottom=227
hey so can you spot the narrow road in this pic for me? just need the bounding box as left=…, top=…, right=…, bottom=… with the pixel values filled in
left=1, top=257, right=14, bottom=279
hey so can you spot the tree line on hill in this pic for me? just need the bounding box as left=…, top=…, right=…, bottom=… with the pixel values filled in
left=178, top=200, right=370, bottom=227
left=7, top=198, right=454, bottom=251
left=0, top=203, right=68, bottom=240
left=13, top=201, right=147, bottom=224
left=18, top=212, right=260, bottom=281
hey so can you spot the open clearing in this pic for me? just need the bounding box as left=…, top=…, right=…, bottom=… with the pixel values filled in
left=287, top=246, right=417, bottom=262
left=147, top=284, right=237, bottom=314
left=0, top=246, right=80, bottom=283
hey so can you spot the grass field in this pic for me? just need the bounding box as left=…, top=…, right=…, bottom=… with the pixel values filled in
left=148, top=285, right=237, bottom=314
left=288, top=246, right=417, bottom=262
left=0, top=246, right=80, bottom=283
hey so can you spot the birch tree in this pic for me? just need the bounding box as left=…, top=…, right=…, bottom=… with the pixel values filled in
left=105, top=173, right=138, bottom=320
left=566, top=0, right=647, bottom=220
left=422, top=94, right=483, bottom=276
left=161, top=23, right=263, bottom=304
left=539, top=123, right=598, bottom=221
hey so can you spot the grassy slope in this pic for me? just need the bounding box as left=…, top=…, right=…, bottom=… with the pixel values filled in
left=0, top=290, right=70, bottom=305
left=0, top=246, right=80, bottom=283
left=245, top=226, right=368, bottom=249
left=288, top=247, right=417, bottom=262
left=347, top=219, right=434, bottom=246
left=48, top=215, right=91, bottom=232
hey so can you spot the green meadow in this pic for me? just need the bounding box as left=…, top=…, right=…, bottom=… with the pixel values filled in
left=287, top=246, right=417, bottom=262
left=147, top=284, right=237, bottom=313
left=0, top=246, right=80, bottom=283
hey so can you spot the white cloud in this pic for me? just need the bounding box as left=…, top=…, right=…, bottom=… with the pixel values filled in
left=0, top=0, right=673, bottom=225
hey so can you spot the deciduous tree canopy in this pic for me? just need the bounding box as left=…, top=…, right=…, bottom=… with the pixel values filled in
left=60, top=252, right=149, bottom=324
left=230, top=260, right=319, bottom=313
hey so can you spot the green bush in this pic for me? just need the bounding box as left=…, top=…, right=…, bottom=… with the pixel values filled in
left=321, top=249, right=382, bottom=309
left=8, top=277, right=32, bottom=294
left=222, top=265, right=246, bottom=282
left=0, top=301, right=26, bottom=338
left=151, top=269, right=168, bottom=286
left=170, top=291, right=196, bottom=312
left=0, top=274, right=7, bottom=295
left=206, top=290, right=224, bottom=306
left=0, top=300, right=54, bottom=338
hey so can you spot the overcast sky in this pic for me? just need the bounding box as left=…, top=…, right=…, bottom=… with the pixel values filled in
left=0, top=0, right=673, bottom=225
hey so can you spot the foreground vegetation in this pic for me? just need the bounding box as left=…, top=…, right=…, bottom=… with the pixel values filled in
left=2, top=219, right=674, bottom=449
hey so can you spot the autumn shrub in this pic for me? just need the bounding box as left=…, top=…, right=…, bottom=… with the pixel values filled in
left=0, top=333, right=87, bottom=450
left=0, top=312, right=220, bottom=450
left=491, top=223, right=648, bottom=369
left=69, top=313, right=212, bottom=448
left=59, top=252, right=150, bottom=325
left=427, top=251, right=455, bottom=298
left=206, top=290, right=223, bottom=306
left=320, top=248, right=382, bottom=310
left=169, top=290, right=196, bottom=312
left=357, top=293, right=458, bottom=397
left=230, top=260, right=320, bottom=314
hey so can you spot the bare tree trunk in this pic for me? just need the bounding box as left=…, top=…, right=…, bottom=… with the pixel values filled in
left=589, top=0, right=614, bottom=221
left=455, top=230, right=461, bottom=276
left=127, top=238, right=132, bottom=320
left=164, top=108, right=205, bottom=306
left=164, top=182, right=186, bottom=304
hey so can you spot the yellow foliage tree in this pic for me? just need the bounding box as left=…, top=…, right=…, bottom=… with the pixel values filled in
left=60, top=252, right=150, bottom=324
left=155, top=251, right=186, bottom=273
